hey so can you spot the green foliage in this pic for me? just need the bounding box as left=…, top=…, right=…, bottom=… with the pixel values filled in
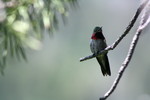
left=0, top=0, right=77, bottom=74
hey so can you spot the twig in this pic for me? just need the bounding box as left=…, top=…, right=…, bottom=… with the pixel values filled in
left=100, top=0, right=150, bottom=100
left=100, top=27, right=143, bottom=100
left=79, top=0, right=149, bottom=62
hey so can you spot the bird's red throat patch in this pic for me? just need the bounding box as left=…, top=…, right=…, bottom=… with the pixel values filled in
left=91, top=33, right=98, bottom=40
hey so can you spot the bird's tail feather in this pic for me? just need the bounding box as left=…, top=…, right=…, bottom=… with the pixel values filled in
left=96, top=54, right=111, bottom=76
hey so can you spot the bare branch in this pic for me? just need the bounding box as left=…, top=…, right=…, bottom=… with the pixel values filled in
left=100, top=1, right=150, bottom=100
left=79, top=0, right=149, bottom=62
left=140, top=0, right=150, bottom=29
left=100, top=28, right=143, bottom=100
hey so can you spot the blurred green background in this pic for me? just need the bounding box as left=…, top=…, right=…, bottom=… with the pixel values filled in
left=1, top=0, right=150, bottom=100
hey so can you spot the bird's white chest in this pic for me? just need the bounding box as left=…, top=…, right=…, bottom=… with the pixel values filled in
left=90, top=39, right=107, bottom=53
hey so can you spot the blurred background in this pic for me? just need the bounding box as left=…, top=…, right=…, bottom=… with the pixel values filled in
left=0, top=0, right=150, bottom=100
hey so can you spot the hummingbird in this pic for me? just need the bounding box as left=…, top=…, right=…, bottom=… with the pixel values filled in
left=90, top=26, right=111, bottom=76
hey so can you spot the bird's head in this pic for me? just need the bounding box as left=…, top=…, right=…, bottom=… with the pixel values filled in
left=93, top=26, right=102, bottom=33
left=91, top=26, right=105, bottom=40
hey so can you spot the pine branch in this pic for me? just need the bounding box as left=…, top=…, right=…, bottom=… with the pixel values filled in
left=0, top=0, right=78, bottom=74
left=79, top=0, right=149, bottom=62
left=5, top=0, right=18, bottom=8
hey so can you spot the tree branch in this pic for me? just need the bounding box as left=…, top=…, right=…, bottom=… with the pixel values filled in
left=79, top=0, right=149, bottom=62
left=100, top=26, right=143, bottom=100
left=100, top=0, right=150, bottom=99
